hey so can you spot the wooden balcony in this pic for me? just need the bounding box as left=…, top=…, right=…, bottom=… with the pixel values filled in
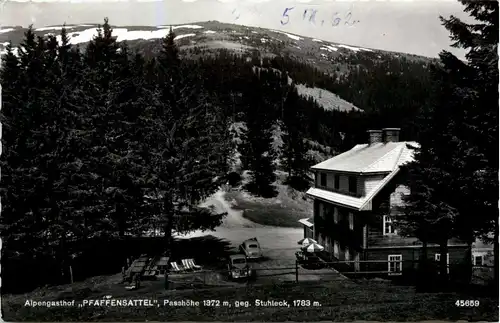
left=316, top=185, right=363, bottom=198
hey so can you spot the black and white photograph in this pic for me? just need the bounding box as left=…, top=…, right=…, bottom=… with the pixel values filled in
left=0, top=0, right=498, bottom=321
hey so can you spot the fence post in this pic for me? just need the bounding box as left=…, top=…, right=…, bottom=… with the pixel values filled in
left=295, top=260, right=299, bottom=283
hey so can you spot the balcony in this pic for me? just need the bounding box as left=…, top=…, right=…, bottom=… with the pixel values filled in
left=316, top=185, right=363, bottom=198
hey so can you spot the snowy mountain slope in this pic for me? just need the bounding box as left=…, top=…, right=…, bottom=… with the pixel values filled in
left=0, top=21, right=433, bottom=113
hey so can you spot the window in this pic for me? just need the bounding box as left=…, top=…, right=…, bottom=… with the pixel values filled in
left=435, top=253, right=450, bottom=273
left=345, top=248, right=350, bottom=261
left=334, top=174, right=340, bottom=189
left=333, top=240, right=339, bottom=258
left=348, top=176, right=357, bottom=194
left=473, top=254, right=484, bottom=266
left=333, top=207, right=339, bottom=223
left=383, top=215, right=397, bottom=235
left=388, top=255, right=402, bottom=275
left=325, top=204, right=334, bottom=222
left=338, top=208, right=346, bottom=222
left=348, top=212, right=354, bottom=230
left=323, top=237, right=330, bottom=252
left=320, top=173, right=327, bottom=187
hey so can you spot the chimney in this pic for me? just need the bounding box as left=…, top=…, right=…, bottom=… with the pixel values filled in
left=367, top=130, right=383, bottom=145
left=382, top=128, right=401, bottom=143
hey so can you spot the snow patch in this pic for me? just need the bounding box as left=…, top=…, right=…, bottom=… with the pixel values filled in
left=157, top=24, right=204, bottom=30
left=14, top=27, right=197, bottom=47
left=320, top=45, right=338, bottom=52
left=0, top=28, right=14, bottom=34
left=174, top=33, right=196, bottom=40
left=204, top=30, right=216, bottom=34
left=251, top=31, right=258, bottom=34
left=244, top=36, right=249, bottom=39
left=1, top=27, right=198, bottom=56
left=271, top=30, right=302, bottom=41
left=337, top=45, right=362, bottom=52
left=312, top=38, right=323, bottom=43
left=35, top=26, right=75, bottom=31
left=260, top=38, right=267, bottom=43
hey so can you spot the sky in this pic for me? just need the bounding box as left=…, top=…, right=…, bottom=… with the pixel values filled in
left=0, top=0, right=473, bottom=58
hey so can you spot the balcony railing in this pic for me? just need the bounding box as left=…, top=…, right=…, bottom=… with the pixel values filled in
left=316, top=185, right=363, bottom=198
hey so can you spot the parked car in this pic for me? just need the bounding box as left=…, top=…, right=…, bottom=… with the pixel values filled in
left=227, top=254, right=253, bottom=280
left=239, top=237, right=263, bottom=259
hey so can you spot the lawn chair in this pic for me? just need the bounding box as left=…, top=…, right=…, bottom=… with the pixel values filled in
left=182, top=259, right=195, bottom=271
left=170, top=262, right=184, bottom=273
left=143, top=257, right=159, bottom=278
left=125, top=273, right=140, bottom=290
left=187, top=259, right=202, bottom=271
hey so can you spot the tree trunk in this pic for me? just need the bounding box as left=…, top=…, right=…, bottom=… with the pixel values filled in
left=494, top=218, right=499, bottom=295
left=439, top=239, right=449, bottom=287
left=163, top=195, right=174, bottom=290
left=417, top=240, right=429, bottom=291
left=464, top=241, right=473, bottom=285
left=117, top=204, right=125, bottom=237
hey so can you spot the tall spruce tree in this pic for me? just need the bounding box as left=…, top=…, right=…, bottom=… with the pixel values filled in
left=396, top=1, right=498, bottom=288
left=0, top=41, right=37, bottom=260
left=438, top=1, right=499, bottom=286
left=241, top=71, right=277, bottom=197
left=392, top=51, right=462, bottom=285
left=281, top=84, right=311, bottom=191
left=152, top=28, right=231, bottom=276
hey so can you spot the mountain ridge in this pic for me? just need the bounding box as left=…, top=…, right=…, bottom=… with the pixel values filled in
left=0, top=20, right=436, bottom=113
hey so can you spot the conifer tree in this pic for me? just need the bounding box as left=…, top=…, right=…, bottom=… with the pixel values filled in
left=438, top=1, right=499, bottom=286
left=396, top=1, right=498, bottom=288
left=0, top=42, right=36, bottom=259
left=151, top=28, right=231, bottom=267
left=281, top=84, right=311, bottom=191
left=241, top=71, right=277, bottom=197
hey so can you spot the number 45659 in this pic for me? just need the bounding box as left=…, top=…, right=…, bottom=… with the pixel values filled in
left=455, top=300, right=480, bottom=307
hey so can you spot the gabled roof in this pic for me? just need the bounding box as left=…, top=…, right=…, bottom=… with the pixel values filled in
left=307, top=168, right=401, bottom=211
left=307, top=141, right=419, bottom=210
left=311, top=141, right=419, bottom=173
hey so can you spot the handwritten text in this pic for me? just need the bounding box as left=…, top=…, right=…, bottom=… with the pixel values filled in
left=281, top=7, right=360, bottom=27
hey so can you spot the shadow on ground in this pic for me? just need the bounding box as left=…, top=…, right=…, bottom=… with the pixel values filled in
left=172, top=235, right=233, bottom=268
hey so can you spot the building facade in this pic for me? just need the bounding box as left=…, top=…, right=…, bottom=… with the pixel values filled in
left=302, top=128, right=469, bottom=277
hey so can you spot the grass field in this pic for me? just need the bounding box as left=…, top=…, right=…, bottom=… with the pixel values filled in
left=3, top=275, right=498, bottom=321
left=224, top=183, right=311, bottom=228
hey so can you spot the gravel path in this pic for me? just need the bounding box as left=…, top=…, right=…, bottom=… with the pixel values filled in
left=179, top=190, right=345, bottom=283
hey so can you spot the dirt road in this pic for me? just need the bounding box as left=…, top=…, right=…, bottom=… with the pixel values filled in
left=179, top=190, right=344, bottom=283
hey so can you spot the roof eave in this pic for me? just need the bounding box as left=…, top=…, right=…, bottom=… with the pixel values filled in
left=310, top=168, right=392, bottom=176
left=305, top=191, right=362, bottom=211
